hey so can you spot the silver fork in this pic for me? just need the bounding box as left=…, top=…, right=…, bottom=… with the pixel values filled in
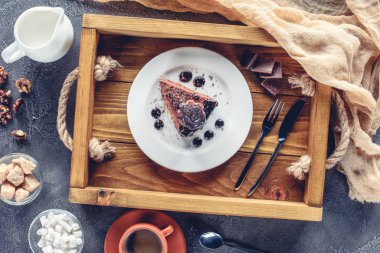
left=234, top=99, right=284, bottom=191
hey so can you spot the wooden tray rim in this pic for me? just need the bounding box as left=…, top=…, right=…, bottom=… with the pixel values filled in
left=69, top=14, right=331, bottom=221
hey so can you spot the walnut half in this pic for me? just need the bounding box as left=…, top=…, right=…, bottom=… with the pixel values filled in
left=15, top=78, right=32, bottom=94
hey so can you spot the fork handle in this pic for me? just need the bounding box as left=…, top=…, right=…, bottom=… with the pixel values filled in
left=234, top=132, right=265, bottom=190
left=248, top=141, right=284, bottom=196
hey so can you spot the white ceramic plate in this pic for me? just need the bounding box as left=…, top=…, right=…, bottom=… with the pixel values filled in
left=127, top=47, right=252, bottom=173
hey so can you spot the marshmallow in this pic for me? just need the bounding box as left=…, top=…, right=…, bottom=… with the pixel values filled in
left=75, top=238, right=83, bottom=245
left=37, top=237, right=46, bottom=248
left=42, top=245, right=53, bottom=253
left=68, top=250, right=77, bottom=253
left=71, top=223, right=80, bottom=231
left=54, top=224, right=63, bottom=233
left=57, top=218, right=72, bottom=233
left=61, top=233, right=69, bottom=243
left=53, top=249, right=64, bottom=253
left=73, top=230, right=82, bottom=238
left=40, top=215, right=48, bottom=227
left=37, top=228, right=48, bottom=236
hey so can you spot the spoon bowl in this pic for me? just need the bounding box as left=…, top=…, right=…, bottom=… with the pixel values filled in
left=199, top=232, right=224, bottom=249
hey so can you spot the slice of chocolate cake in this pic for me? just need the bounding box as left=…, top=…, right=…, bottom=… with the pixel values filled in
left=159, top=78, right=218, bottom=136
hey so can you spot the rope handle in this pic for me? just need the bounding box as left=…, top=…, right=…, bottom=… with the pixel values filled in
left=57, top=56, right=121, bottom=162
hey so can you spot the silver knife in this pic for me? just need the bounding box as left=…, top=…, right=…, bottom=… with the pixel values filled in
left=247, top=99, right=305, bottom=196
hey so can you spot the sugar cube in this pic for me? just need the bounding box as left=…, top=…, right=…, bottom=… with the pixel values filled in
left=53, top=249, right=64, bottom=253
left=0, top=182, right=15, bottom=200
left=6, top=166, right=24, bottom=187
left=15, top=188, right=30, bottom=202
left=22, top=174, right=40, bottom=192
left=68, top=250, right=77, bottom=253
left=12, top=157, right=36, bottom=174
left=0, top=163, right=10, bottom=184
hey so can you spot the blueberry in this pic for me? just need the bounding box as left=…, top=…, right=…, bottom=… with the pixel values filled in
left=204, top=130, right=214, bottom=140
left=179, top=70, right=193, bottom=82
left=151, top=107, right=161, bottom=119
left=215, top=119, right=224, bottom=128
left=192, top=137, right=203, bottom=148
left=154, top=119, right=164, bottom=130
left=193, top=76, right=205, bottom=87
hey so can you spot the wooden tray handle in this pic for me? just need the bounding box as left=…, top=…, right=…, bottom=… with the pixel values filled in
left=57, top=55, right=121, bottom=162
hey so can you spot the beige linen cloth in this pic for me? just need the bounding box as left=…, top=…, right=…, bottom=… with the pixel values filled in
left=100, top=0, right=380, bottom=202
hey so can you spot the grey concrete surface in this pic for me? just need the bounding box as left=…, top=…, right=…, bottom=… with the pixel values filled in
left=0, top=1, right=379, bottom=253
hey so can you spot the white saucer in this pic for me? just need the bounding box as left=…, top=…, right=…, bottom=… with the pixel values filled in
left=127, top=47, right=252, bottom=173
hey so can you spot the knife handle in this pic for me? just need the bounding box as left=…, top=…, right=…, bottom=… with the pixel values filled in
left=248, top=141, right=284, bottom=196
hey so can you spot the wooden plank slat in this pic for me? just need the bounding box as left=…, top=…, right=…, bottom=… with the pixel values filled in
left=70, top=28, right=98, bottom=188
left=83, top=14, right=279, bottom=47
left=91, top=82, right=310, bottom=156
left=69, top=186, right=322, bottom=221
left=304, top=83, right=331, bottom=207
left=89, top=142, right=305, bottom=202
left=97, top=36, right=304, bottom=96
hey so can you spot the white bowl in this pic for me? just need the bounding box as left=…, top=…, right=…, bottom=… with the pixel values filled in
left=0, top=153, right=42, bottom=206
left=28, top=209, right=84, bottom=253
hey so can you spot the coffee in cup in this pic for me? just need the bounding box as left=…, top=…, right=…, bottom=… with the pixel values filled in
left=119, top=223, right=174, bottom=253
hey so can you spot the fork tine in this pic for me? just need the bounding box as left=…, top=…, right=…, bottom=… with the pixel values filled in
left=264, top=99, right=278, bottom=123
left=268, top=100, right=282, bottom=123
left=271, top=102, right=284, bottom=124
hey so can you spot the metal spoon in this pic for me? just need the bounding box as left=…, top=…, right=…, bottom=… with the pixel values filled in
left=199, top=232, right=266, bottom=253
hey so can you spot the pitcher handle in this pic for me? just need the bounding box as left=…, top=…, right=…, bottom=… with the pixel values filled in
left=1, top=42, right=25, bottom=63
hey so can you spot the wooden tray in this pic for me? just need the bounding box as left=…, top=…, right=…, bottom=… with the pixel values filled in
left=69, top=14, right=331, bottom=221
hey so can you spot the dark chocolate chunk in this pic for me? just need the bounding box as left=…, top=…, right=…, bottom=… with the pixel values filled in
left=179, top=126, right=194, bottom=137
left=193, top=76, right=205, bottom=87
left=251, top=56, right=276, bottom=74
left=192, top=137, right=203, bottom=148
left=179, top=70, right=193, bottom=82
left=260, top=78, right=288, bottom=96
left=203, top=100, right=218, bottom=118
left=260, top=61, right=282, bottom=79
left=240, top=50, right=258, bottom=69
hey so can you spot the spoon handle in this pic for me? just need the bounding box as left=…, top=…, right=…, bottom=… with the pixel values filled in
left=225, top=242, right=267, bottom=253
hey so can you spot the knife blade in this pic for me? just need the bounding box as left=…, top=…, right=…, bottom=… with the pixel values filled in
left=278, top=99, right=305, bottom=141
left=247, top=99, right=305, bottom=196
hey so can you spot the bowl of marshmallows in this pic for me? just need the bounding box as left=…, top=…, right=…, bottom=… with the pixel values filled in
left=28, top=209, right=84, bottom=253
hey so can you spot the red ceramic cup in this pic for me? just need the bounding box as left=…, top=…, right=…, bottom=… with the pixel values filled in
left=118, top=223, right=174, bottom=253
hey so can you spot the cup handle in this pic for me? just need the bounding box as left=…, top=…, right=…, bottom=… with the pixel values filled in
left=161, top=225, right=174, bottom=237
left=1, top=42, right=25, bottom=63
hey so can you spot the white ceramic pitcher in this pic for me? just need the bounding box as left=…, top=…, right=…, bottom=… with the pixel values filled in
left=1, top=6, right=74, bottom=63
